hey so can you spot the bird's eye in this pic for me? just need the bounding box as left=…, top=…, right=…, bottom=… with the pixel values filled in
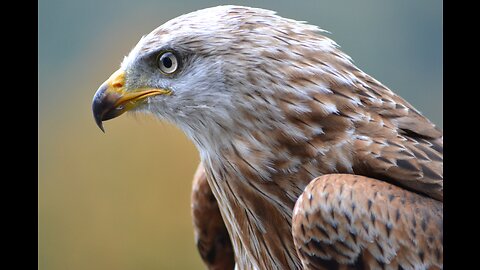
left=157, top=51, right=179, bottom=75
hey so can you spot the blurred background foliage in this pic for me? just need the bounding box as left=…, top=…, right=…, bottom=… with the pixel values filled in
left=38, top=0, right=442, bottom=269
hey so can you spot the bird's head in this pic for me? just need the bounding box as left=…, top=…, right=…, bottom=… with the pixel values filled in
left=93, top=5, right=350, bottom=151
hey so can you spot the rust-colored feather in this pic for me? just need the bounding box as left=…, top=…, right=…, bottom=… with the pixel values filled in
left=191, top=163, right=235, bottom=270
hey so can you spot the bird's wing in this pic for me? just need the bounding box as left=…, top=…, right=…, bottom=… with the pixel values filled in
left=292, top=64, right=443, bottom=201
left=191, top=162, right=235, bottom=270
left=292, top=174, right=443, bottom=270
left=349, top=73, right=443, bottom=201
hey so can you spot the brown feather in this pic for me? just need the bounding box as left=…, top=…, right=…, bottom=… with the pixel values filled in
left=191, top=163, right=235, bottom=270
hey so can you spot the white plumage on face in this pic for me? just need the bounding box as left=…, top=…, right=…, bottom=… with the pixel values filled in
left=118, top=5, right=351, bottom=149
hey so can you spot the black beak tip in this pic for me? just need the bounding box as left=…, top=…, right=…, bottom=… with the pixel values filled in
left=92, top=103, right=106, bottom=133
left=95, top=116, right=106, bottom=133
left=92, top=84, right=108, bottom=133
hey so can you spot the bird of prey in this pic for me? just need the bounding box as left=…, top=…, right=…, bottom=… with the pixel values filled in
left=92, top=5, right=442, bottom=270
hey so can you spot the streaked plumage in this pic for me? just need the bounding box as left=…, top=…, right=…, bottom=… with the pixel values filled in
left=192, top=162, right=235, bottom=270
left=92, top=5, right=442, bottom=269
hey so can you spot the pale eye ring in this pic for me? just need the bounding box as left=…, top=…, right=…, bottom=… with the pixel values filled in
left=157, top=51, right=179, bottom=74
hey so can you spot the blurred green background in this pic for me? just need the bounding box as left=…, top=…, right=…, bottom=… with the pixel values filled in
left=38, top=0, right=442, bottom=269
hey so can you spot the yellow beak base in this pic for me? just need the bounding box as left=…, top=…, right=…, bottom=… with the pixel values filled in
left=92, top=70, right=171, bottom=132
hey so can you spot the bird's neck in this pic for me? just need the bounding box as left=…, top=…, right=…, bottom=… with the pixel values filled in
left=189, top=114, right=356, bottom=270
left=177, top=75, right=363, bottom=268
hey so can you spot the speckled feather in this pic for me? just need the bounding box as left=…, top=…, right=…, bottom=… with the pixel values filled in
left=117, top=5, right=443, bottom=269
left=292, top=174, right=442, bottom=270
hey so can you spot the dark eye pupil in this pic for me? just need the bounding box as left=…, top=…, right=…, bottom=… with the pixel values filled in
left=162, top=57, right=172, bottom=68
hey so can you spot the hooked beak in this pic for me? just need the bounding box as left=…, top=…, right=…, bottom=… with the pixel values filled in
left=92, top=69, right=171, bottom=132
